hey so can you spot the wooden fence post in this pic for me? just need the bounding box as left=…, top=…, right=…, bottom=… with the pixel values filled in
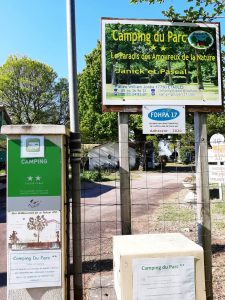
left=118, top=112, right=131, bottom=235
left=194, top=112, right=213, bottom=300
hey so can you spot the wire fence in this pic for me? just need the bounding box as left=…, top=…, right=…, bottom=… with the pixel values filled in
left=69, top=139, right=225, bottom=300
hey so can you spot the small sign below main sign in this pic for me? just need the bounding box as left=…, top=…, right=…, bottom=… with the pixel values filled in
left=142, top=106, right=185, bottom=134
left=209, top=165, right=225, bottom=184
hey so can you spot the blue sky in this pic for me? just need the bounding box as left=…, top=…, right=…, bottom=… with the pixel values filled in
left=0, top=0, right=224, bottom=78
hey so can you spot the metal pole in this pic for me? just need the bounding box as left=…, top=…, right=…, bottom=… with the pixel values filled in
left=66, top=0, right=79, bottom=132
left=66, top=0, right=83, bottom=299
left=194, top=112, right=213, bottom=300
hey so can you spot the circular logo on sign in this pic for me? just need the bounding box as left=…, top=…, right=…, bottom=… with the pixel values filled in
left=148, top=108, right=180, bottom=121
left=210, top=133, right=224, bottom=146
left=188, top=31, right=214, bottom=50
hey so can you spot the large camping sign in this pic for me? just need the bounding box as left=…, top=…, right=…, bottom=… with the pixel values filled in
left=101, top=19, right=223, bottom=109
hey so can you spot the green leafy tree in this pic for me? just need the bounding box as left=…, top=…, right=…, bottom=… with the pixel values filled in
left=0, top=55, right=69, bottom=124
left=50, top=77, right=70, bottom=125
left=130, top=0, right=225, bottom=21
left=207, top=113, right=225, bottom=137
left=78, top=41, right=118, bottom=143
left=129, top=0, right=225, bottom=125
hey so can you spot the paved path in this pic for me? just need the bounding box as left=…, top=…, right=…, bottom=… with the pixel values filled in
left=81, top=172, right=188, bottom=249
left=81, top=172, right=189, bottom=299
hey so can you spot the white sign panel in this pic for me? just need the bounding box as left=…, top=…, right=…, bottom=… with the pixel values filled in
left=7, top=211, right=61, bottom=251
left=8, top=250, right=61, bottom=289
left=208, top=134, right=225, bottom=162
left=143, top=106, right=185, bottom=134
left=209, top=165, right=225, bottom=184
left=133, top=256, right=195, bottom=300
left=21, top=135, right=44, bottom=158
left=208, top=145, right=225, bottom=162
left=210, top=133, right=224, bottom=146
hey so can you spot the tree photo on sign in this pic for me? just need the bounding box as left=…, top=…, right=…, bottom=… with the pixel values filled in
left=103, top=19, right=220, bottom=106
left=27, top=215, right=48, bottom=244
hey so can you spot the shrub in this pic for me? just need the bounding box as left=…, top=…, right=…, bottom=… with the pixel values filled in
left=172, top=76, right=187, bottom=84
left=80, top=170, right=102, bottom=182
left=209, top=76, right=218, bottom=86
left=179, top=146, right=195, bottom=164
left=191, top=75, right=198, bottom=83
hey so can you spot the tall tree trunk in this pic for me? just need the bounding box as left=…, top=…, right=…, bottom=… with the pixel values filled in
left=185, top=60, right=190, bottom=84
left=167, top=60, right=173, bottom=85
left=195, top=50, right=204, bottom=90
left=127, top=61, right=131, bottom=84
left=111, top=62, right=117, bottom=85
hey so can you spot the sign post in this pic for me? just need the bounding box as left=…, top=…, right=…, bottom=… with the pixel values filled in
left=194, top=113, right=213, bottom=300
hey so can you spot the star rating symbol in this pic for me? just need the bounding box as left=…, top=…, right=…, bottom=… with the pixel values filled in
left=161, top=45, right=166, bottom=51
left=35, top=176, right=41, bottom=181
left=151, top=45, right=157, bottom=50
left=27, top=176, right=33, bottom=181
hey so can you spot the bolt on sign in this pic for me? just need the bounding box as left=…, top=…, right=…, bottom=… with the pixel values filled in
left=101, top=18, right=223, bottom=110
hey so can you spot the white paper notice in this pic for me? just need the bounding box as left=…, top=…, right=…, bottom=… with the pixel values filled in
left=133, top=256, right=195, bottom=300
left=8, top=250, right=61, bottom=289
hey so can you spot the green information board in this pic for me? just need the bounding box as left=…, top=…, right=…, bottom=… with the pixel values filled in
left=7, top=137, right=62, bottom=211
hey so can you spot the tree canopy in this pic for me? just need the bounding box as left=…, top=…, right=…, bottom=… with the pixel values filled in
left=130, top=0, right=225, bottom=21
left=0, top=55, right=69, bottom=124
left=129, top=0, right=225, bottom=140
left=78, top=41, right=118, bottom=143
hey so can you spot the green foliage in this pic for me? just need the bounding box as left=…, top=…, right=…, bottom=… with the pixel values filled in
left=78, top=42, right=118, bottom=143
left=207, top=113, right=225, bottom=137
left=0, top=55, right=69, bottom=124
left=51, top=78, right=70, bottom=125
left=80, top=170, right=102, bottom=182
left=180, top=122, right=194, bottom=146
left=129, top=114, right=142, bottom=132
left=179, top=145, right=195, bottom=163
left=130, top=0, right=225, bottom=21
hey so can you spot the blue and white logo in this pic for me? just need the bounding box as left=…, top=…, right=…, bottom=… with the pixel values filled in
left=148, top=108, right=180, bottom=121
